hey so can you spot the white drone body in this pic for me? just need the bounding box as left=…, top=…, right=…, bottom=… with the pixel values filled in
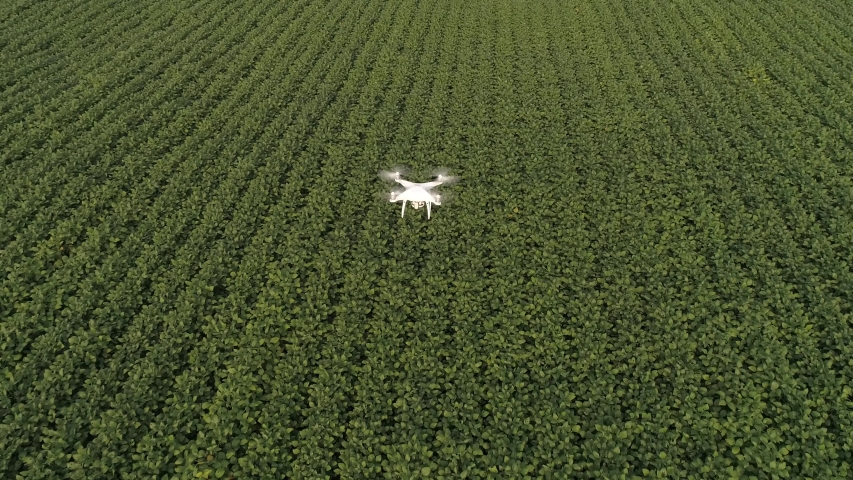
left=381, top=169, right=456, bottom=219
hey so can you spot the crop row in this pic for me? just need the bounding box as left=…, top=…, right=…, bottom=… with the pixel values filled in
left=2, top=0, right=852, bottom=478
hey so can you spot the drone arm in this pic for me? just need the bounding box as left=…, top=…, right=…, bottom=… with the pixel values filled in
left=419, top=180, right=443, bottom=189
left=395, top=179, right=415, bottom=188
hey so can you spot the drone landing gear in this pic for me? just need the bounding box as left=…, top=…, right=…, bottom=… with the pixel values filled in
left=400, top=201, right=431, bottom=218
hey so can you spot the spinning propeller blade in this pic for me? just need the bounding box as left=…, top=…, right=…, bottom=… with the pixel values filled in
left=379, top=165, right=410, bottom=182
left=387, top=188, right=404, bottom=201
left=433, top=190, right=455, bottom=206
left=431, top=168, right=458, bottom=184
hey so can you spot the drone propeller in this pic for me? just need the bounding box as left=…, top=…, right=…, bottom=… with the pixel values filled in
left=379, top=165, right=410, bottom=182
left=387, top=188, right=404, bottom=202
left=431, top=168, right=458, bottom=184
left=432, top=189, right=456, bottom=206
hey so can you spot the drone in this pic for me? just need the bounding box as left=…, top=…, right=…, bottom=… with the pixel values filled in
left=379, top=167, right=458, bottom=219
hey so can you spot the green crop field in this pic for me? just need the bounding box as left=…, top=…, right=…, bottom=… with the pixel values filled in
left=2, top=0, right=853, bottom=477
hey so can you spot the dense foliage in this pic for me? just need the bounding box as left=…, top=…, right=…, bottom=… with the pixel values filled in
left=2, top=0, right=852, bottom=477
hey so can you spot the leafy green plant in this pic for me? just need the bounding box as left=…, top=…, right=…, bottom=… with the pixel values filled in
left=2, top=0, right=852, bottom=478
